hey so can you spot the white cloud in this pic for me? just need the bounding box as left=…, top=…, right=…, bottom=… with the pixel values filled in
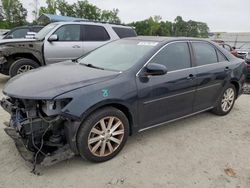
left=21, top=0, right=250, bottom=32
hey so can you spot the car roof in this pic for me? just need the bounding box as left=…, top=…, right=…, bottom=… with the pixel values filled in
left=54, top=21, right=133, bottom=29
left=125, top=36, right=211, bottom=43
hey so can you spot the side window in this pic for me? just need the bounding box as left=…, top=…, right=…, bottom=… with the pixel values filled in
left=192, top=42, right=218, bottom=66
left=54, top=25, right=81, bottom=41
left=217, top=50, right=227, bottom=62
left=83, top=25, right=110, bottom=41
left=112, top=27, right=137, bottom=38
left=9, top=28, right=29, bottom=38
left=150, top=42, right=191, bottom=72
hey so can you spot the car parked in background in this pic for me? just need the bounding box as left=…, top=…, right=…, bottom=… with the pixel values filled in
left=219, top=43, right=238, bottom=57
left=1, top=25, right=44, bottom=40
left=0, top=21, right=137, bottom=77
left=236, top=43, right=250, bottom=59
left=0, top=37, right=247, bottom=166
left=245, top=52, right=250, bottom=82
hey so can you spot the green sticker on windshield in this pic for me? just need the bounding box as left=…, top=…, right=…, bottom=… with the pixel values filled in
left=102, top=89, right=109, bottom=97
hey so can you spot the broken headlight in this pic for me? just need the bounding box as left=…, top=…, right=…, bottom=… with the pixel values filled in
left=41, top=99, right=72, bottom=117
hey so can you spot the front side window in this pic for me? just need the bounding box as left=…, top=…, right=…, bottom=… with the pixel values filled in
left=149, top=42, right=191, bottom=72
left=192, top=42, right=218, bottom=66
left=83, top=25, right=110, bottom=41
left=54, top=25, right=81, bottom=41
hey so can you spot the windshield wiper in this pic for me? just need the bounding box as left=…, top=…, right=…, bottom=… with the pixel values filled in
left=82, top=63, right=105, bottom=70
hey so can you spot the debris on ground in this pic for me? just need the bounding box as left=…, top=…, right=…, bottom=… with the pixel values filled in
left=224, top=168, right=236, bottom=177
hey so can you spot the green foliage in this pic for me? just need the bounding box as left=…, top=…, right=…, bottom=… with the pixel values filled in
left=39, top=0, right=57, bottom=15
left=38, top=0, right=121, bottom=24
left=130, top=16, right=209, bottom=38
left=1, top=0, right=27, bottom=28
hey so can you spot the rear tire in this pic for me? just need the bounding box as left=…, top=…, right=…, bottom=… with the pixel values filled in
left=212, top=84, right=236, bottom=116
left=9, top=58, right=39, bottom=77
left=77, top=107, right=129, bottom=163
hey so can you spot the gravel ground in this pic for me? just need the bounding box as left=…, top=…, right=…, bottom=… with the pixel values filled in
left=0, top=75, right=250, bottom=188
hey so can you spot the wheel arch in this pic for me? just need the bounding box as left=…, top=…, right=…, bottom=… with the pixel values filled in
left=7, top=53, right=41, bottom=66
left=230, top=80, right=240, bottom=98
left=80, top=101, right=135, bottom=136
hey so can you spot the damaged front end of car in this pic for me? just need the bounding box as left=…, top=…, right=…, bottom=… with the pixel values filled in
left=0, top=97, right=81, bottom=167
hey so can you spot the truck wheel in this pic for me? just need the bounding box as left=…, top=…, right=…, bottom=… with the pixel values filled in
left=77, top=107, right=129, bottom=162
left=9, top=58, right=39, bottom=77
left=212, top=84, right=236, bottom=116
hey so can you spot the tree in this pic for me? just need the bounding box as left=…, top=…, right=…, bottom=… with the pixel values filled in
left=130, top=16, right=209, bottom=38
left=39, top=0, right=57, bottom=15
left=100, top=9, right=121, bottom=23
left=38, top=0, right=121, bottom=23
left=56, top=0, right=75, bottom=17
left=0, top=0, right=27, bottom=28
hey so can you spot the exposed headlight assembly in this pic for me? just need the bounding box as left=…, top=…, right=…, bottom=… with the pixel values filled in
left=41, top=99, right=72, bottom=116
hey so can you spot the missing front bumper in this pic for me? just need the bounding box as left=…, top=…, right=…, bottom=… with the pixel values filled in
left=4, top=127, right=75, bottom=166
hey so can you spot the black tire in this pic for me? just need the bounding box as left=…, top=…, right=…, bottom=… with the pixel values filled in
left=77, top=107, right=129, bottom=162
left=212, top=84, right=236, bottom=116
left=9, top=58, right=39, bottom=77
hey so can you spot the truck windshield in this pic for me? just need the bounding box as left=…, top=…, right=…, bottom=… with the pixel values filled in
left=35, top=23, right=58, bottom=40
left=79, top=40, right=157, bottom=71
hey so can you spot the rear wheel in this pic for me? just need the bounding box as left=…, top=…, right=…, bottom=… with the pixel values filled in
left=9, top=58, right=39, bottom=77
left=212, top=84, right=236, bottom=116
left=77, top=107, right=129, bottom=162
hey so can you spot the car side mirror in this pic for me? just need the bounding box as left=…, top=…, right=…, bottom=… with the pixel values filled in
left=48, top=34, right=58, bottom=42
left=145, top=63, right=168, bottom=76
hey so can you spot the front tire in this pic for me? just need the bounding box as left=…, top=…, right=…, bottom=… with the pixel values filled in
left=212, top=84, right=236, bottom=116
left=77, top=107, right=129, bottom=162
left=9, top=58, right=39, bottom=77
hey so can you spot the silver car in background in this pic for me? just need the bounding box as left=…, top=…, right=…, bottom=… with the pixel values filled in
left=0, top=21, right=137, bottom=77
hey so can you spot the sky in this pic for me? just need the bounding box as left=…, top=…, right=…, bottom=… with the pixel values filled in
left=21, top=0, right=250, bottom=32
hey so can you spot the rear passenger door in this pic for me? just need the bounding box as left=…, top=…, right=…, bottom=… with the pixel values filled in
left=191, top=41, right=231, bottom=112
left=44, top=24, right=83, bottom=64
left=82, top=25, right=111, bottom=54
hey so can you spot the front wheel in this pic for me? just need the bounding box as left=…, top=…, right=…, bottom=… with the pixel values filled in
left=77, top=107, right=129, bottom=162
left=212, top=84, right=236, bottom=116
left=9, top=58, right=39, bottom=77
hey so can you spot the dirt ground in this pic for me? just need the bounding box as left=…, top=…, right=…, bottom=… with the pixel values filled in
left=0, top=74, right=250, bottom=188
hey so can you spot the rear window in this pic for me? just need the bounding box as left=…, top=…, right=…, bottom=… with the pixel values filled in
left=112, top=27, right=137, bottom=38
left=83, top=25, right=110, bottom=41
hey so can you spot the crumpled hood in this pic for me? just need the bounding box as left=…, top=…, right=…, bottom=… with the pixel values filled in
left=3, top=61, right=120, bottom=100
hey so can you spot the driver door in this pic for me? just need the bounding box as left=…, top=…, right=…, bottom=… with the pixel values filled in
left=44, top=24, right=84, bottom=64
left=136, top=42, right=197, bottom=129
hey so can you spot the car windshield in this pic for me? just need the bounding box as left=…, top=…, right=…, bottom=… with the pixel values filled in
left=78, top=40, right=158, bottom=71
left=35, top=23, right=58, bottom=40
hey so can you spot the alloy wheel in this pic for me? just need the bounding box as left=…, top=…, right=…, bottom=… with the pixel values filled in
left=221, top=88, right=235, bottom=112
left=17, top=65, right=34, bottom=74
left=88, top=116, right=125, bottom=157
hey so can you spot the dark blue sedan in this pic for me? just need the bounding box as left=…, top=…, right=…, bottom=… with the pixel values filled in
left=1, top=37, right=247, bottom=166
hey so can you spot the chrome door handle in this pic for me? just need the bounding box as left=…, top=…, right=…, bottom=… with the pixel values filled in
left=187, top=74, right=196, bottom=80
left=72, top=45, right=80, bottom=48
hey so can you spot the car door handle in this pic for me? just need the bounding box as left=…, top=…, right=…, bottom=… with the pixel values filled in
left=187, top=74, right=196, bottom=80
left=224, top=67, right=230, bottom=71
left=72, top=45, right=80, bottom=48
